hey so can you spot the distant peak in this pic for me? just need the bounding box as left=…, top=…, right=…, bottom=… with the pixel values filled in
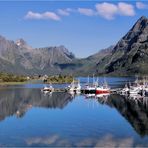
left=136, top=16, right=148, bottom=25
left=128, top=15, right=148, bottom=34
left=58, top=45, right=69, bottom=52
left=16, top=38, right=27, bottom=46
left=52, top=45, right=68, bottom=53
left=139, top=16, right=147, bottom=20
left=15, top=38, right=32, bottom=50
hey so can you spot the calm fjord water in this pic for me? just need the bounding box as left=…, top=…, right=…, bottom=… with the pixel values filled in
left=0, top=77, right=148, bottom=147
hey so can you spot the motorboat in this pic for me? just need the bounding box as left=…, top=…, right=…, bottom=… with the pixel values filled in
left=67, top=79, right=81, bottom=94
left=41, top=85, right=54, bottom=92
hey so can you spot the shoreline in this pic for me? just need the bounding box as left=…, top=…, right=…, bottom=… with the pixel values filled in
left=0, top=81, right=29, bottom=86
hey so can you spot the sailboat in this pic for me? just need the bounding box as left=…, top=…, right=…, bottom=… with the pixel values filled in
left=84, top=75, right=98, bottom=94
left=67, top=79, right=81, bottom=94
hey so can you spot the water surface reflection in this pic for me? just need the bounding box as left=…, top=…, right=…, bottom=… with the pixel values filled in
left=0, top=88, right=73, bottom=121
left=98, top=94, right=148, bottom=137
left=0, top=85, right=148, bottom=147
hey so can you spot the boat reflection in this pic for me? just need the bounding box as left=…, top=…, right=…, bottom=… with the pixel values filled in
left=0, top=89, right=73, bottom=121
left=84, top=93, right=110, bottom=101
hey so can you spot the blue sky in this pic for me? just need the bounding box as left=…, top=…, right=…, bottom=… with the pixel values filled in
left=0, top=1, right=148, bottom=58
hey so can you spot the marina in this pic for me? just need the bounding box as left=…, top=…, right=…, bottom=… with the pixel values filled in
left=41, top=76, right=148, bottom=99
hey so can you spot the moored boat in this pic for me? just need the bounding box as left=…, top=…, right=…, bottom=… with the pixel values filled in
left=84, top=76, right=99, bottom=94
left=96, top=86, right=110, bottom=94
left=96, top=79, right=110, bottom=94
left=120, top=84, right=129, bottom=95
left=41, top=85, right=54, bottom=92
left=67, top=79, right=81, bottom=94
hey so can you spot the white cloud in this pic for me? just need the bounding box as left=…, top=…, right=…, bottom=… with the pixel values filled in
left=136, top=2, right=148, bottom=9
left=78, top=8, right=95, bottom=16
left=95, top=2, right=118, bottom=20
left=25, top=11, right=42, bottom=19
left=25, top=11, right=60, bottom=21
left=95, top=2, right=135, bottom=20
left=118, top=2, right=135, bottom=16
left=43, top=12, right=60, bottom=20
left=25, top=2, right=137, bottom=22
left=57, top=9, right=70, bottom=16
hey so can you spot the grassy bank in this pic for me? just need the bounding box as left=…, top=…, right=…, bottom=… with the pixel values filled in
left=45, top=75, right=74, bottom=84
left=0, top=72, right=28, bottom=86
left=0, top=81, right=29, bottom=86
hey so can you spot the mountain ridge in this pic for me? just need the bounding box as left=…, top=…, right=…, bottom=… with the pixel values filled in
left=0, top=36, right=76, bottom=75
left=0, top=34, right=113, bottom=75
left=0, top=16, right=148, bottom=76
left=96, top=16, right=148, bottom=76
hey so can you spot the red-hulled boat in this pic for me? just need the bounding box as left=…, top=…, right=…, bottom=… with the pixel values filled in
left=96, top=80, right=110, bottom=94
left=96, top=86, right=110, bottom=94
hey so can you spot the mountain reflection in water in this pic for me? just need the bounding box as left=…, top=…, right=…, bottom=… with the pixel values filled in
left=0, top=88, right=73, bottom=121
left=0, top=86, right=148, bottom=140
left=97, top=94, right=148, bottom=137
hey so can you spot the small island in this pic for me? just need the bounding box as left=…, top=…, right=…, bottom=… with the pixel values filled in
left=43, top=75, right=75, bottom=84
left=0, top=72, right=76, bottom=86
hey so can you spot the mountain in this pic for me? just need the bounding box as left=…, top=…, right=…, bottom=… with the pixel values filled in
left=0, top=36, right=75, bottom=75
left=0, top=34, right=113, bottom=76
left=0, top=16, right=148, bottom=76
left=96, top=16, right=148, bottom=76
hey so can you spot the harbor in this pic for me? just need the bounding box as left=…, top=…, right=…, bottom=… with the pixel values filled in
left=41, top=76, right=148, bottom=98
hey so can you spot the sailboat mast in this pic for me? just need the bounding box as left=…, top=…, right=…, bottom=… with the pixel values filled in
left=93, top=74, right=95, bottom=85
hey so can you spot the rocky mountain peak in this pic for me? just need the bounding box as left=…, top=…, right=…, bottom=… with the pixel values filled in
left=16, top=38, right=32, bottom=50
left=113, top=16, right=148, bottom=53
left=128, top=15, right=148, bottom=37
left=137, top=15, right=147, bottom=24
left=57, top=45, right=75, bottom=58
left=16, top=39, right=26, bottom=46
left=97, top=16, right=148, bottom=75
left=51, top=45, right=69, bottom=53
left=46, top=45, right=75, bottom=60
